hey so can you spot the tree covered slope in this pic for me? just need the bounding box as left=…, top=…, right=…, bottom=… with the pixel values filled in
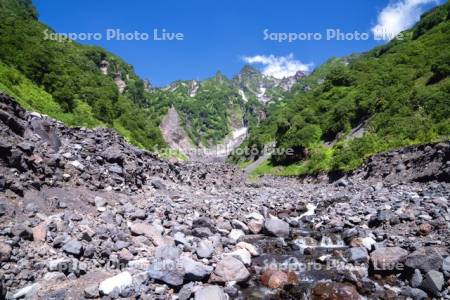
left=230, top=2, right=450, bottom=175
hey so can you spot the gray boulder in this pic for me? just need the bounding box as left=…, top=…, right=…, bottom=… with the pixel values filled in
left=264, top=218, right=289, bottom=237
left=404, top=247, right=443, bottom=273
left=210, top=256, right=250, bottom=283
left=421, top=270, right=444, bottom=297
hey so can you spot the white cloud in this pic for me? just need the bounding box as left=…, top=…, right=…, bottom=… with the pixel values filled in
left=371, top=0, right=439, bottom=40
left=242, top=53, right=313, bottom=79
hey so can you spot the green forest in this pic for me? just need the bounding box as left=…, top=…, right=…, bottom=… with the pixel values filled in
left=230, top=2, right=450, bottom=175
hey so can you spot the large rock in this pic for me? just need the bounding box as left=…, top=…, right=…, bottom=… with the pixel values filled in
left=148, top=246, right=184, bottom=286
left=400, top=287, right=428, bottom=300
left=180, top=257, right=213, bottom=281
left=264, top=218, right=290, bottom=237
left=195, top=285, right=228, bottom=300
left=370, top=247, right=408, bottom=272
left=12, top=283, right=40, bottom=299
left=421, top=270, right=444, bottom=297
left=62, top=239, right=83, bottom=256
left=130, top=222, right=164, bottom=246
left=210, top=256, right=250, bottom=283
left=98, top=271, right=132, bottom=296
left=404, top=247, right=444, bottom=273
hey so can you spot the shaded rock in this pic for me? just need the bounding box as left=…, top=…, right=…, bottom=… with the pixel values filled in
left=443, top=256, right=450, bottom=277
left=151, top=179, right=166, bottom=190
left=193, top=227, right=213, bottom=238
left=421, top=270, right=444, bottom=297
left=11, top=224, right=33, bottom=240
left=180, top=256, right=213, bottom=281
left=0, top=242, right=12, bottom=262
left=400, top=287, right=428, bottom=300
left=210, top=256, right=250, bottom=283
left=404, top=247, right=443, bottom=273
left=410, top=269, right=423, bottom=288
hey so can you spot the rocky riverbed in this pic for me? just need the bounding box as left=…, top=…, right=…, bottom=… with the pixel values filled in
left=0, top=93, right=449, bottom=299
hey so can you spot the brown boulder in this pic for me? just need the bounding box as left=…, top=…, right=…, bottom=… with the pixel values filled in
left=312, top=282, right=360, bottom=300
left=260, top=269, right=298, bottom=289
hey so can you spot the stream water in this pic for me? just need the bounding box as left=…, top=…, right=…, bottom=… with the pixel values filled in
left=238, top=228, right=349, bottom=299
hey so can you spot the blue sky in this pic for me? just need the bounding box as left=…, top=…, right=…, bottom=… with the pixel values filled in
left=34, top=0, right=442, bottom=86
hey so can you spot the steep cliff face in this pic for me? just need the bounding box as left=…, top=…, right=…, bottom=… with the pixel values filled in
left=155, top=66, right=306, bottom=158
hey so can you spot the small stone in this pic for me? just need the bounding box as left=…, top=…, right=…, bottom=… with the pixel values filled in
left=94, top=196, right=106, bottom=209
left=236, top=242, right=259, bottom=256
left=84, top=284, right=99, bottom=298
left=247, top=219, right=263, bottom=234
left=411, top=269, right=423, bottom=288
left=193, top=227, right=213, bottom=238
left=0, top=242, right=12, bottom=262
left=70, top=160, right=84, bottom=171
left=228, top=229, right=245, bottom=244
left=118, top=248, right=134, bottom=263
left=347, top=247, right=368, bottom=263
left=196, top=239, right=214, bottom=258
left=32, top=223, right=47, bottom=242
left=224, top=248, right=252, bottom=266
left=443, top=256, right=450, bottom=277
left=418, top=223, right=432, bottom=236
